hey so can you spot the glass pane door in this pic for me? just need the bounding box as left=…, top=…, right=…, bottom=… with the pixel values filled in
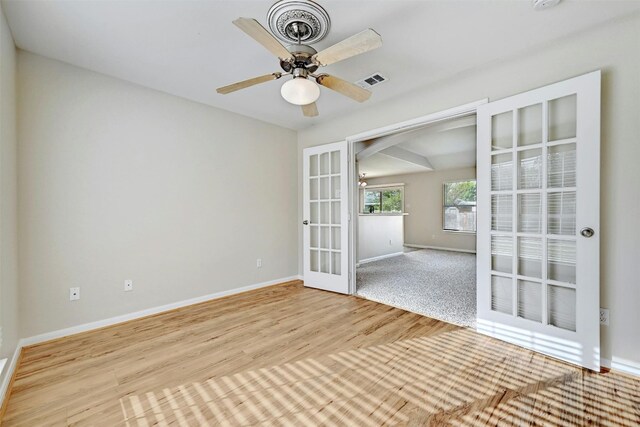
left=308, top=150, right=342, bottom=276
left=477, top=71, right=600, bottom=371
left=489, top=98, right=578, bottom=329
left=303, top=141, right=349, bottom=294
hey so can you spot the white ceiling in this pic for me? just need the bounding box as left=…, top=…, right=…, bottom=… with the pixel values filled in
left=360, top=154, right=432, bottom=179
left=3, top=0, right=639, bottom=130
left=358, top=118, right=477, bottom=178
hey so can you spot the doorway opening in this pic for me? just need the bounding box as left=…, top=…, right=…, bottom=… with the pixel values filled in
left=348, top=101, right=485, bottom=328
left=312, top=71, right=600, bottom=370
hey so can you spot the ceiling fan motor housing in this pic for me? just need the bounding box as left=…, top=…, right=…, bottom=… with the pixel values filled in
left=280, top=44, right=319, bottom=73
left=267, top=0, right=331, bottom=45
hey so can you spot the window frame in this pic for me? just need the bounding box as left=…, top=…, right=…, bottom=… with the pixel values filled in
left=442, top=179, right=477, bottom=233
left=359, top=184, right=405, bottom=215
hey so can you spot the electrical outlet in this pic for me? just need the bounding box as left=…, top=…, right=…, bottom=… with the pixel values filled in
left=257, top=258, right=262, bottom=268
left=124, top=280, right=133, bottom=292
left=599, top=308, right=609, bottom=326
left=69, top=287, right=80, bottom=301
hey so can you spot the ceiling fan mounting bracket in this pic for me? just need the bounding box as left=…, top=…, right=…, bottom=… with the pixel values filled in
left=267, top=0, right=331, bottom=45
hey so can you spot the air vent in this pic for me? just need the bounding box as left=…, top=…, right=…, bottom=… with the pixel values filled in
left=355, top=72, right=387, bottom=89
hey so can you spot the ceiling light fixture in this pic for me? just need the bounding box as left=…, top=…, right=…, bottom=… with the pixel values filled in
left=281, top=77, right=320, bottom=105
left=280, top=68, right=320, bottom=106
left=358, top=173, right=368, bottom=187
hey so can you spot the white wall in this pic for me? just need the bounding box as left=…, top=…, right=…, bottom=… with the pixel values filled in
left=298, top=14, right=640, bottom=365
left=0, top=2, right=19, bottom=384
left=357, top=215, right=404, bottom=262
left=365, top=168, right=476, bottom=252
left=17, top=52, right=298, bottom=338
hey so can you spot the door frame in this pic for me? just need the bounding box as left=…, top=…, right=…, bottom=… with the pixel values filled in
left=344, top=99, right=489, bottom=295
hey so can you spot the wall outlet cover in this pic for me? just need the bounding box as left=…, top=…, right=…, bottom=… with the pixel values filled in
left=599, top=308, right=609, bottom=326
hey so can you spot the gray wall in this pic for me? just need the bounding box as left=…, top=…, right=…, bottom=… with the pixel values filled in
left=298, top=14, right=640, bottom=365
left=0, top=3, right=19, bottom=378
left=17, top=52, right=299, bottom=338
left=365, top=167, right=477, bottom=252
left=357, top=215, right=404, bottom=262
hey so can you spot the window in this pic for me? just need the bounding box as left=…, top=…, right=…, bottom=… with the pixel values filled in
left=361, top=186, right=403, bottom=214
left=443, top=180, right=477, bottom=232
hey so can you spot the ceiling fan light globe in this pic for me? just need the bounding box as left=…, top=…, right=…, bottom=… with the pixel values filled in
left=281, top=77, right=320, bottom=105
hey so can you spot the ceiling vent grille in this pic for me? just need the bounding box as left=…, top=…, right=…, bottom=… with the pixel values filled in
left=355, top=72, right=387, bottom=89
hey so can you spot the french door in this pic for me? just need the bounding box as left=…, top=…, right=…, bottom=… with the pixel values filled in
left=477, top=71, right=601, bottom=371
left=303, top=141, right=349, bottom=294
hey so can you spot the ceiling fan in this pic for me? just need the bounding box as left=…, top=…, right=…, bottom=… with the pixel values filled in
left=216, top=0, right=383, bottom=117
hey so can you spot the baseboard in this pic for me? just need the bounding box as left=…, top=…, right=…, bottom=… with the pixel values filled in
left=601, top=356, right=640, bottom=378
left=20, top=275, right=301, bottom=348
left=0, top=275, right=302, bottom=416
left=404, top=243, right=476, bottom=254
left=358, top=252, right=404, bottom=264
left=0, top=345, right=24, bottom=420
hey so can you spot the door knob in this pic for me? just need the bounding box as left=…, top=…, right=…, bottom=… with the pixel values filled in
left=303, top=220, right=309, bottom=225
left=580, top=227, right=595, bottom=238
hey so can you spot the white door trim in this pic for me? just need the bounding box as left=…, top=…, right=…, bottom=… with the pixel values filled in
left=345, top=99, right=488, bottom=294
left=347, top=99, right=488, bottom=144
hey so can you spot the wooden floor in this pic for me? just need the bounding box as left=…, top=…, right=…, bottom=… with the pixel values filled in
left=3, top=281, right=639, bottom=426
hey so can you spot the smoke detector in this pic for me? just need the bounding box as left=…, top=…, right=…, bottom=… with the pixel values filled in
left=532, top=0, right=561, bottom=11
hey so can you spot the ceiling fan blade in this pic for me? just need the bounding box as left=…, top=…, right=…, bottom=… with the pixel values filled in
left=316, top=74, right=371, bottom=103
left=301, top=102, right=319, bottom=117
left=312, top=29, right=382, bottom=67
left=217, top=73, right=282, bottom=94
left=233, top=18, right=294, bottom=62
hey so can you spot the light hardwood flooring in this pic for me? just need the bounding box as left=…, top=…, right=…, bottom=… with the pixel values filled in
left=3, top=280, right=639, bottom=426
